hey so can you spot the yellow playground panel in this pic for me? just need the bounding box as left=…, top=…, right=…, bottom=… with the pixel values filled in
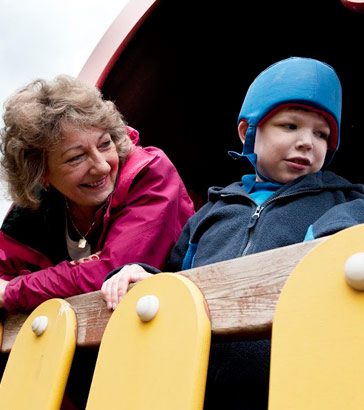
left=85, top=272, right=211, bottom=410
left=269, top=224, right=364, bottom=409
left=0, top=298, right=77, bottom=410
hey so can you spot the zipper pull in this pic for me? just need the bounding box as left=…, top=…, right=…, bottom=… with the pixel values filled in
left=253, top=205, right=264, bottom=218
left=248, top=205, right=264, bottom=228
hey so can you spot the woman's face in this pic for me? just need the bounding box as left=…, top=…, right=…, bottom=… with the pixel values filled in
left=44, top=125, right=119, bottom=216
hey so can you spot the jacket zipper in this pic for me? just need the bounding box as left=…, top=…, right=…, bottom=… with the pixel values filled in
left=240, top=188, right=321, bottom=256
left=242, top=205, right=263, bottom=256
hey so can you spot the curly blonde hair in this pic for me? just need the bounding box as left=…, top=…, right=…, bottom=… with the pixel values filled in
left=0, top=75, right=133, bottom=209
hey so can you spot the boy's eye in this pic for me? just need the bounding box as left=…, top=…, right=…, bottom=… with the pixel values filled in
left=316, top=131, right=329, bottom=140
left=282, top=123, right=297, bottom=130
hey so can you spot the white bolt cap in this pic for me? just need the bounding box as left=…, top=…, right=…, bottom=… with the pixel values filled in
left=31, top=315, right=48, bottom=336
left=136, top=295, right=159, bottom=322
left=344, top=252, right=364, bottom=291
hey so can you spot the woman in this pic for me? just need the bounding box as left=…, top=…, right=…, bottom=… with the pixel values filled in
left=0, top=75, right=194, bottom=312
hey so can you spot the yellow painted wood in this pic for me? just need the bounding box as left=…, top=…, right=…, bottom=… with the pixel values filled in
left=86, top=273, right=211, bottom=410
left=0, top=299, right=77, bottom=410
left=269, top=223, right=364, bottom=409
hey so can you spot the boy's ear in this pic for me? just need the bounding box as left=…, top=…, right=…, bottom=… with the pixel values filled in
left=238, top=120, right=249, bottom=144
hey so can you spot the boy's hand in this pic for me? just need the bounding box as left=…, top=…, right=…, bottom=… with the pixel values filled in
left=101, top=264, right=152, bottom=310
left=0, top=278, right=9, bottom=308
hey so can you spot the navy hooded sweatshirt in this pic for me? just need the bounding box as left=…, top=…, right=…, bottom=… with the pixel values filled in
left=167, top=171, right=364, bottom=272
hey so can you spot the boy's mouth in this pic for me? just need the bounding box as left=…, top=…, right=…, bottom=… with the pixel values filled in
left=285, top=157, right=312, bottom=171
left=287, top=157, right=311, bottom=166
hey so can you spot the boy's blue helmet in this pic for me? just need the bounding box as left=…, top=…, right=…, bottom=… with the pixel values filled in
left=236, top=57, right=342, bottom=168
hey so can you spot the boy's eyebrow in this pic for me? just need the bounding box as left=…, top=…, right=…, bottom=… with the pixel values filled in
left=285, top=105, right=311, bottom=112
left=277, top=109, right=330, bottom=122
left=272, top=109, right=331, bottom=131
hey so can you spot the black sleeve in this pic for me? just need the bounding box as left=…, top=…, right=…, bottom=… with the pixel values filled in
left=104, top=263, right=162, bottom=282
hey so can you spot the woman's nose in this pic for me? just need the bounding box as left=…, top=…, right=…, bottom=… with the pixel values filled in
left=89, top=152, right=111, bottom=175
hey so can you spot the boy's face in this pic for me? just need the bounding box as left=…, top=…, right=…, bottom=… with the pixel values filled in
left=243, top=107, right=330, bottom=184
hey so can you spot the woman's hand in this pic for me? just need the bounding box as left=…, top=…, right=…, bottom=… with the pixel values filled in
left=0, top=279, right=9, bottom=308
left=101, top=264, right=152, bottom=310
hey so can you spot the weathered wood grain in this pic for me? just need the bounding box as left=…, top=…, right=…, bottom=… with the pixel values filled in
left=0, top=237, right=326, bottom=352
left=180, top=237, right=327, bottom=339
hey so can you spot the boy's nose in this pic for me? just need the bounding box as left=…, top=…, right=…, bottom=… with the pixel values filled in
left=296, top=131, right=314, bottom=150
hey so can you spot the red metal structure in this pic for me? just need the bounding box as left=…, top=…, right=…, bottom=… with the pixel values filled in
left=341, top=0, right=364, bottom=12
left=79, top=0, right=364, bottom=205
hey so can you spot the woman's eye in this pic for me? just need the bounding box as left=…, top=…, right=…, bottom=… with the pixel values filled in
left=67, top=154, right=83, bottom=163
left=99, top=140, right=111, bottom=149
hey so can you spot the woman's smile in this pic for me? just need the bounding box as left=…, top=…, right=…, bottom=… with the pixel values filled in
left=81, top=176, right=108, bottom=188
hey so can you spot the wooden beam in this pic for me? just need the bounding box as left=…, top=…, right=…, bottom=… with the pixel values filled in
left=181, top=237, right=327, bottom=340
left=0, top=237, right=327, bottom=353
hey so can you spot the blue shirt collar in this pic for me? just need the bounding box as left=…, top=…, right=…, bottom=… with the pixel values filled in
left=242, top=174, right=282, bottom=194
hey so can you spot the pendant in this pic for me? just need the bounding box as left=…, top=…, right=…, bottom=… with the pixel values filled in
left=78, top=238, right=87, bottom=249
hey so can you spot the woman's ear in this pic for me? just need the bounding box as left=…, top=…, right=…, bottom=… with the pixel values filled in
left=238, top=120, right=249, bottom=144
left=41, top=173, right=48, bottom=186
left=41, top=172, right=50, bottom=190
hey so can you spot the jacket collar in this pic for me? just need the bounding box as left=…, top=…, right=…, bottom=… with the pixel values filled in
left=99, top=127, right=159, bottom=218
left=207, top=171, right=362, bottom=202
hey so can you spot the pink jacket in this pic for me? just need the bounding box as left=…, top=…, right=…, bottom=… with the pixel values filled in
left=0, top=128, right=194, bottom=312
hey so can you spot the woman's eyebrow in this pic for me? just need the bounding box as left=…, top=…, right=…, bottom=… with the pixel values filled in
left=61, top=132, right=107, bottom=156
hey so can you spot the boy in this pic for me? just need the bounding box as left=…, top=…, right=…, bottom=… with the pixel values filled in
left=102, top=57, right=364, bottom=409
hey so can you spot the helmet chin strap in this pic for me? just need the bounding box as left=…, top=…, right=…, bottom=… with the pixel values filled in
left=245, top=153, right=280, bottom=183
left=230, top=124, right=281, bottom=183
left=228, top=149, right=280, bottom=184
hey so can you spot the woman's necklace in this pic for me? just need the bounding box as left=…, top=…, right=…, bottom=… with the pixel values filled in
left=65, top=199, right=96, bottom=249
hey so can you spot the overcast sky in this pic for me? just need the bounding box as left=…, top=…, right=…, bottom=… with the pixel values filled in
left=0, top=0, right=129, bottom=221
